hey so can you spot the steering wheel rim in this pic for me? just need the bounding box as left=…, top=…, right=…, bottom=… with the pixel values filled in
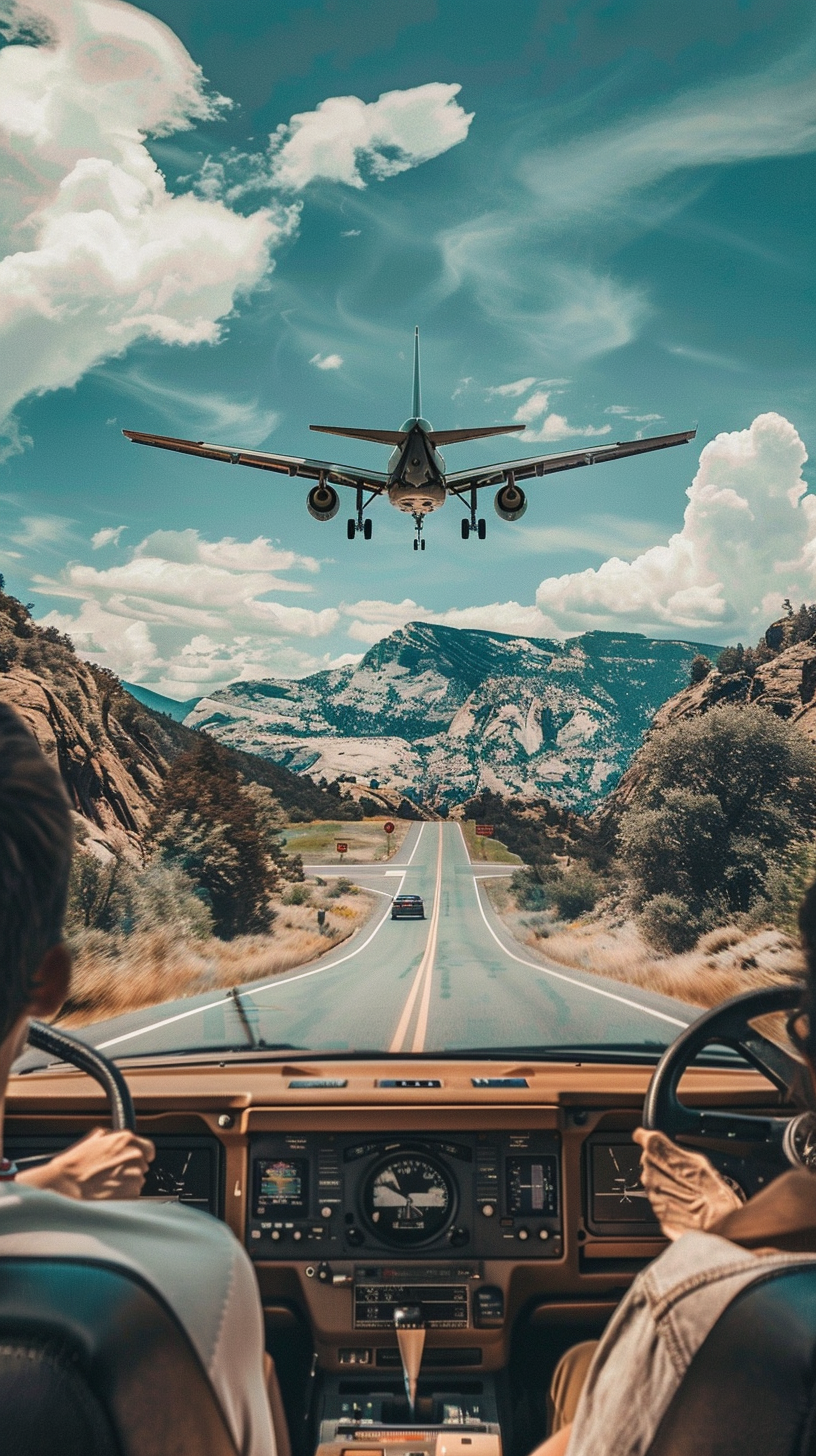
left=26, top=1020, right=136, bottom=1132
left=642, top=983, right=808, bottom=1174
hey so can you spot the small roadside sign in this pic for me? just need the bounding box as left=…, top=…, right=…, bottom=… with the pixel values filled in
left=475, top=824, right=494, bottom=837
left=336, top=841, right=348, bottom=857
left=383, top=821, right=396, bottom=835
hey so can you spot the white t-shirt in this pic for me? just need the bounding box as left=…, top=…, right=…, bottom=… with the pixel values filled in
left=0, top=1182, right=276, bottom=1456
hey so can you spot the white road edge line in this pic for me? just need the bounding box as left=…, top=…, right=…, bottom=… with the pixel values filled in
left=98, top=869, right=408, bottom=1051
left=411, top=825, right=444, bottom=1053
left=458, top=825, right=689, bottom=1031
left=388, top=825, right=442, bottom=1054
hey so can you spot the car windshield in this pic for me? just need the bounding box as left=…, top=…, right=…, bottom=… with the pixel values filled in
left=2, top=2, right=810, bottom=1074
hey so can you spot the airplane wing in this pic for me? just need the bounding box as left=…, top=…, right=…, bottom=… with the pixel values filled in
left=445, top=429, right=696, bottom=492
left=122, top=431, right=389, bottom=490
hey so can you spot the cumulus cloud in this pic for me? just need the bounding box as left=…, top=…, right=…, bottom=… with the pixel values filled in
left=513, top=390, right=550, bottom=424
left=92, top=525, right=126, bottom=549
left=268, top=83, right=473, bottom=191
left=0, top=0, right=287, bottom=450
left=342, top=597, right=552, bottom=646
left=535, top=413, right=814, bottom=638
left=309, top=353, right=344, bottom=371
left=35, top=527, right=335, bottom=696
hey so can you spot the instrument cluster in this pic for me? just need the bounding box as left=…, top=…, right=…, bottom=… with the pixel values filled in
left=247, top=1132, right=563, bottom=1260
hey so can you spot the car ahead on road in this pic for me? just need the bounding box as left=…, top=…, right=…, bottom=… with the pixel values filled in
left=391, top=893, right=425, bottom=919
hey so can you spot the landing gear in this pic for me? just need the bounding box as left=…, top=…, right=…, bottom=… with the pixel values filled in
left=460, top=487, right=486, bottom=540
left=412, top=513, right=426, bottom=551
left=347, top=486, right=374, bottom=540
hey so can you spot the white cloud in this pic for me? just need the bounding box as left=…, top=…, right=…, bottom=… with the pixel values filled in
left=104, top=369, right=279, bottom=444
left=35, top=527, right=335, bottom=696
left=342, top=596, right=552, bottom=646
left=605, top=405, right=632, bottom=415
left=488, top=377, right=538, bottom=399
left=91, top=525, right=126, bottom=549
left=518, top=46, right=816, bottom=225
left=340, top=229, right=361, bottom=237
left=523, top=414, right=612, bottom=442
left=268, top=82, right=473, bottom=191
left=11, top=514, right=73, bottom=548
left=513, top=390, right=550, bottom=423
left=0, top=0, right=285, bottom=442
left=535, top=413, right=814, bottom=639
left=309, top=353, right=344, bottom=371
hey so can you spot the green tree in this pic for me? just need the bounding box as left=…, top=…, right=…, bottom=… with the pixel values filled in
left=618, top=705, right=816, bottom=936
left=689, top=654, right=713, bottom=684
left=149, top=737, right=278, bottom=938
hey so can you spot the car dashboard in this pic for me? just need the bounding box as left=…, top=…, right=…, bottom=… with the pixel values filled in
left=6, top=1054, right=788, bottom=1456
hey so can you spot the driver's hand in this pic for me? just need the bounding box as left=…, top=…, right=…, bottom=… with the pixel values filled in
left=633, top=1127, right=744, bottom=1241
left=16, top=1128, right=155, bottom=1201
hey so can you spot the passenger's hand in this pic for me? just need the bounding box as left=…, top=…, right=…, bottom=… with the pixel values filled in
left=633, top=1127, right=744, bottom=1241
left=16, top=1128, right=155, bottom=1201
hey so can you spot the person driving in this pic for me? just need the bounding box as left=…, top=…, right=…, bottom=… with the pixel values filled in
left=0, top=702, right=279, bottom=1456
left=534, top=888, right=816, bottom=1456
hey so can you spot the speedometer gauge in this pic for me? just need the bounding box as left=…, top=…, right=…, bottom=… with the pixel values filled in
left=362, top=1152, right=454, bottom=1246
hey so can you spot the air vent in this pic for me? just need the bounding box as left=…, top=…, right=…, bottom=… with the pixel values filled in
left=377, top=1079, right=442, bottom=1089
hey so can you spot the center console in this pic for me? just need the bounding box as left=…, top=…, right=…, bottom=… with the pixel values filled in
left=247, top=1131, right=563, bottom=1260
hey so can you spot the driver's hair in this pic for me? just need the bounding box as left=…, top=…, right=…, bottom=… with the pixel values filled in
left=0, top=702, right=73, bottom=1041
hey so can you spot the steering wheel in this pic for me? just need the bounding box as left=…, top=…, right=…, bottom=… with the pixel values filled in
left=26, top=1019, right=136, bottom=1132
left=642, top=983, right=816, bottom=1195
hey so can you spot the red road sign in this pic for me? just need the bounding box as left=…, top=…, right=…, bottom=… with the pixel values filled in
left=336, top=842, right=348, bottom=854
left=383, top=821, right=396, bottom=834
left=475, top=824, right=494, bottom=837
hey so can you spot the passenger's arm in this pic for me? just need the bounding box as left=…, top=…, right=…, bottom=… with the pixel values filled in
left=529, top=1423, right=572, bottom=1456
left=633, top=1127, right=744, bottom=1239
left=16, top=1127, right=155, bottom=1200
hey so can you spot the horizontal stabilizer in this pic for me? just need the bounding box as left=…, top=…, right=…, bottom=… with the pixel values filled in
left=310, top=425, right=407, bottom=445
left=427, top=425, right=526, bottom=446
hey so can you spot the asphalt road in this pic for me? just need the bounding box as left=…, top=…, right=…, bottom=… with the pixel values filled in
left=61, top=822, right=698, bottom=1062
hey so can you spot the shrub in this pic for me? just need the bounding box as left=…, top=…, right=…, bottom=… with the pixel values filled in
left=328, top=876, right=357, bottom=898
left=689, top=654, right=712, bottom=684
left=550, top=868, right=601, bottom=919
left=282, top=884, right=311, bottom=906
left=359, top=796, right=381, bottom=817
left=639, top=894, right=700, bottom=954
left=511, top=868, right=549, bottom=910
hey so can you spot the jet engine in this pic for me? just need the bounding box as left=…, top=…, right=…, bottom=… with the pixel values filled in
left=494, top=480, right=527, bottom=522
left=307, top=482, right=340, bottom=521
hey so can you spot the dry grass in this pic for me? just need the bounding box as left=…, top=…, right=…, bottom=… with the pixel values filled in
left=485, top=880, right=804, bottom=1009
left=61, top=889, right=376, bottom=1027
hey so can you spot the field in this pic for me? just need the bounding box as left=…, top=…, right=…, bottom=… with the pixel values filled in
left=62, top=882, right=377, bottom=1027
left=484, top=877, right=803, bottom=1009
left=280, top=818, right=409, bottom=863
left=460, top=819, right=522, bottom=864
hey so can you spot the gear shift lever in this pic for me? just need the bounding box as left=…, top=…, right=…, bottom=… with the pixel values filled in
left=393, top=1305, right=425, bottom=1417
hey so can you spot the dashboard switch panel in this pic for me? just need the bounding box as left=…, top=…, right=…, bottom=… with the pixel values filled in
left=247, top=1132, right=562, bottom=1259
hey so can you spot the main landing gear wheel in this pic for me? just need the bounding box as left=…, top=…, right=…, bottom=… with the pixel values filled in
left=642, top=983, right=814, bottom=1197
left=477, top=518, right=486, bottom=540
left=461, top=519, right=470, bottom=540
left=347, top=519, right=356, bottom=540
left=363, top=518, right=373, bottom=540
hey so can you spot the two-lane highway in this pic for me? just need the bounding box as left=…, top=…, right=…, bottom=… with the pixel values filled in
left=63, top=822, right=697, bottom=1060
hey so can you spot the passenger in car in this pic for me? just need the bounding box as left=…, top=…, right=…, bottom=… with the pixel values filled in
left=534, top=882, right=816, bottom=1456
left=0, top=703, right=281, bottom=1456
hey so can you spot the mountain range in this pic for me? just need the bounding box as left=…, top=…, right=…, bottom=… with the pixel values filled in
left=185, top=622, right=723, bottom=812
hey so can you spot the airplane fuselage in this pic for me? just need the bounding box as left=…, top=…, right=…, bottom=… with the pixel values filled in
left=387, top=418, right=447, bottom=514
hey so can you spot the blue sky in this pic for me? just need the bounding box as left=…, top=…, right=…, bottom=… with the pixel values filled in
left=0, top=0, right=814, bottom=697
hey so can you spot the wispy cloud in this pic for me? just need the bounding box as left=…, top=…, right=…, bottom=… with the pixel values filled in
left=100, top=369, right=279, bottom=444
left=524, top=414, right=612, bottom=443
left=92, top=526, right=126, bottom=550
left=309, top=353, right=344, bottom=371
left=487, top=377, right=538, bottom=398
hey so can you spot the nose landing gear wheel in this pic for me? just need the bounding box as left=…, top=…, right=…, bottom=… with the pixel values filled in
left=477, top=518, right=487, bottom=540
left=363, top=518, right=373, bottom=540
left=461, top=519, right=470, bottom=540
left=347, top=519, right=356, bottom=540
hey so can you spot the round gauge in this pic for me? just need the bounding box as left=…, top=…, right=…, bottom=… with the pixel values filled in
left=361, top=1152, right=455, bottom=1246
left=784, top=1111, right=816, bottom=1170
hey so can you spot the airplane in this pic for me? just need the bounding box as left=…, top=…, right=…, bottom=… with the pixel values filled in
left=123, top=329, right=696, bottom=551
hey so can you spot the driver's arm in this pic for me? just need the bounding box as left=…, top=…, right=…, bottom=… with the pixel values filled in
left=633, top=1127, right=744, bottom=1239
left=15, top=1127, right=155, bottom=1200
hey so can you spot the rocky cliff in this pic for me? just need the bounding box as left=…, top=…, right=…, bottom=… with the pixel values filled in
left=0, top=590, right=356, bottom=854
left=187, top=621, right=723, bottom=813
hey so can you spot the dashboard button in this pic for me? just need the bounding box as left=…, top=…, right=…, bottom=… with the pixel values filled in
left=517, top=1227, right=529, bottom=1241
left=321, top=1206, right=333, bottom=1219
left=480, top=1204, right=494, bottom=1217
left=271, top=1230, right=281, bottom=1241
left=538, top=1228, right=549, bottom=1241
left=347, top=1227, right=364, bottom=1246
left=293, top=1230, right=303, bottom=1242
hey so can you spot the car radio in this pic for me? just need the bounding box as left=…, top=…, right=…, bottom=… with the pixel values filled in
left=247, top=1132, right=562, bottom=1259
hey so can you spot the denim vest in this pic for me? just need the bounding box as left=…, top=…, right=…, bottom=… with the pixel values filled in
left=568, top=1231, right=816, bottom=1456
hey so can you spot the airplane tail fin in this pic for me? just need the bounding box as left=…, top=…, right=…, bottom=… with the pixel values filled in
left=412, top=326, right=422, bottom=419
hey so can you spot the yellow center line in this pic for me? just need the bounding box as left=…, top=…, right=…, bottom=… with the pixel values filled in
left=388, top=823, right=444, bottom=1054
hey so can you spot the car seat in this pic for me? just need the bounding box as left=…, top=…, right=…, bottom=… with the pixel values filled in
left=0, top=1256, right=239, bottom=1455
left=647, top=1265, right=816, bottom=1455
